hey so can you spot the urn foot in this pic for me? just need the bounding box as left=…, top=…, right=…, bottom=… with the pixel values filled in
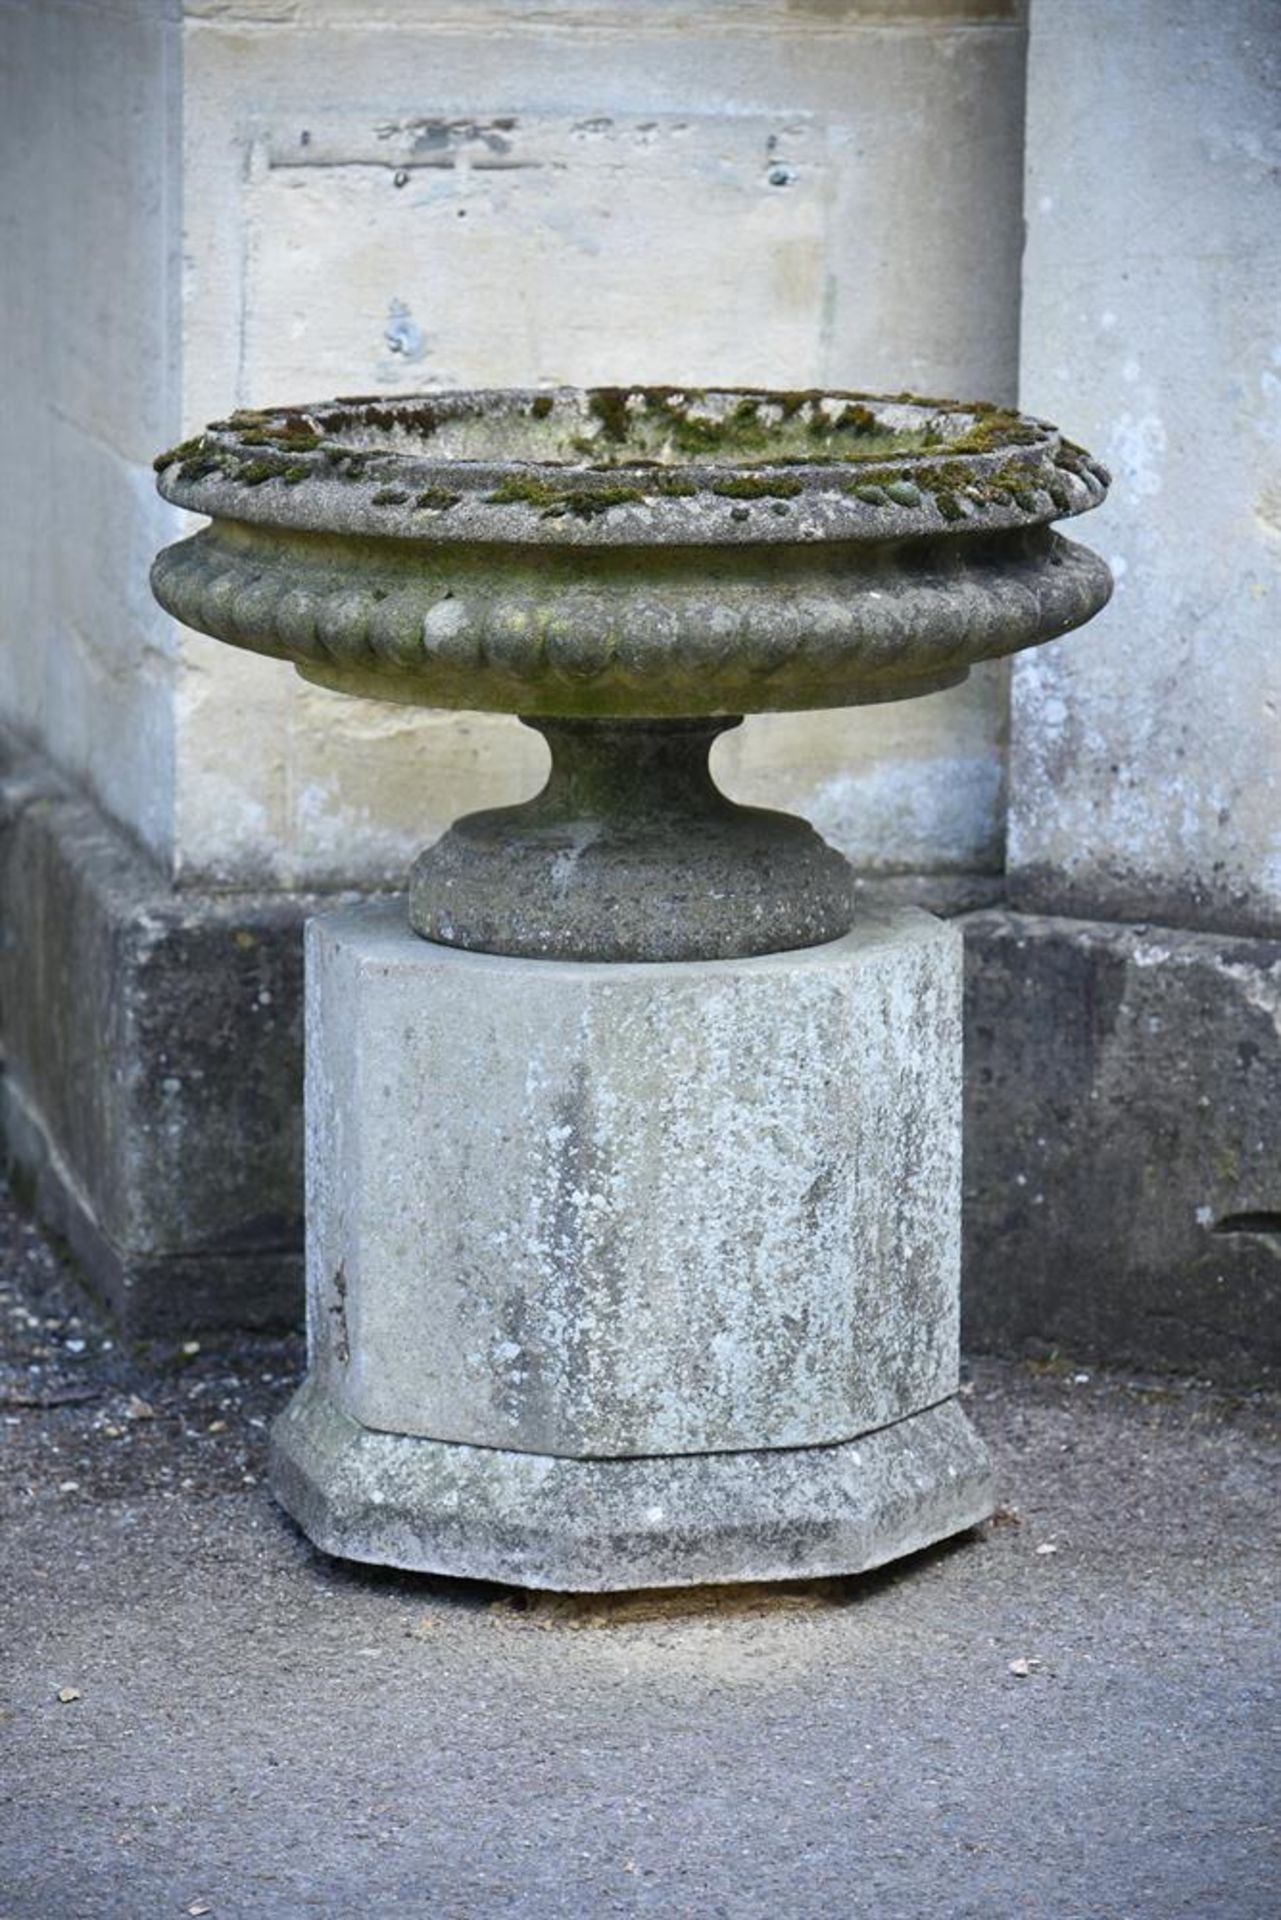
left=409, top=716, right=857, bottom=962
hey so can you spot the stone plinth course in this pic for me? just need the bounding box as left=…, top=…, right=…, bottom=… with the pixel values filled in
left=152, top=384, right=1112, bottom=1588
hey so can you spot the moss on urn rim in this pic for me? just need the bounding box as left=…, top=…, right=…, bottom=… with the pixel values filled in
left=153, top=385, right=1110, bottom=546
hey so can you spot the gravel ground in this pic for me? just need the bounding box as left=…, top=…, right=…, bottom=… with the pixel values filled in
left=0, top=1178, right=1277, bottom=1920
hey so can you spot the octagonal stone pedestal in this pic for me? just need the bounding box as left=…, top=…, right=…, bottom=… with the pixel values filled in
left=269, top=901, right=994, bottom=1589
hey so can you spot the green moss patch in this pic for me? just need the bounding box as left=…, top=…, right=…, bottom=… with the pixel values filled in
left=709, top=475, right=804, bottom=501
left=484, top=476, right=646, bottom=519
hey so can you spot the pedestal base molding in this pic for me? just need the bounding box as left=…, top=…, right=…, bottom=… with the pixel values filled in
left=271, top=1382, right=993, bottom=1592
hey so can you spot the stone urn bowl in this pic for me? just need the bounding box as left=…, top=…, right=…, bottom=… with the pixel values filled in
left=152, top=386, right=1110, bottom=960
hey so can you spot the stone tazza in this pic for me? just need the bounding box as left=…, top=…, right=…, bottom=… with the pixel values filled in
left=152, top=385, right=1110, bottom=963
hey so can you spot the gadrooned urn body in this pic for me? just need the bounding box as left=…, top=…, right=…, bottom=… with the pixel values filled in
left=151, top=384, right=1112, bottom=718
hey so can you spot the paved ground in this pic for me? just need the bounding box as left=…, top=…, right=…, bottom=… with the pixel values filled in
left=1, top=1180, right=1277, bottom=1920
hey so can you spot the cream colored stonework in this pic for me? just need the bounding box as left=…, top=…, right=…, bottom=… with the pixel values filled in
left=0, top=0, right=1027, bottom=887
left=1013, top=0, right=1280, bottom=933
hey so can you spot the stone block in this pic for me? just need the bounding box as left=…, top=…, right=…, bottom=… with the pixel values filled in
left=962, top=910, right=1281, bottom=1383
left=1013, top=0, right=1281, bottom=937
left=304, top=902, right=964, bottom=1458
left=0, top=738, right=312, bottom=1336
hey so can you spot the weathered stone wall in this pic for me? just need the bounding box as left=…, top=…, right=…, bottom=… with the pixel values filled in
left=0, top=0, right=183, bottom=866
left=955, top=0, right=1281, bottom=1384
left=963, top=911, right=1280, bottom=1381
left=1011, top=0, right=1280, bottom=936
left=0, top=736, right=308, bottom=1336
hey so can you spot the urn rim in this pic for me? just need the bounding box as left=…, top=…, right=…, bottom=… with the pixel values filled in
left=154, top=384, right=1110, bottom=549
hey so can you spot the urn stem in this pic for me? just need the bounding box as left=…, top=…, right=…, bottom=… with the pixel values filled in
left=408, top=713, right=857, bottom=963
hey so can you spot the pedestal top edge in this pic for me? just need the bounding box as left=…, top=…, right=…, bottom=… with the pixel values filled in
left=305, top=897, right=960, bottom=975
